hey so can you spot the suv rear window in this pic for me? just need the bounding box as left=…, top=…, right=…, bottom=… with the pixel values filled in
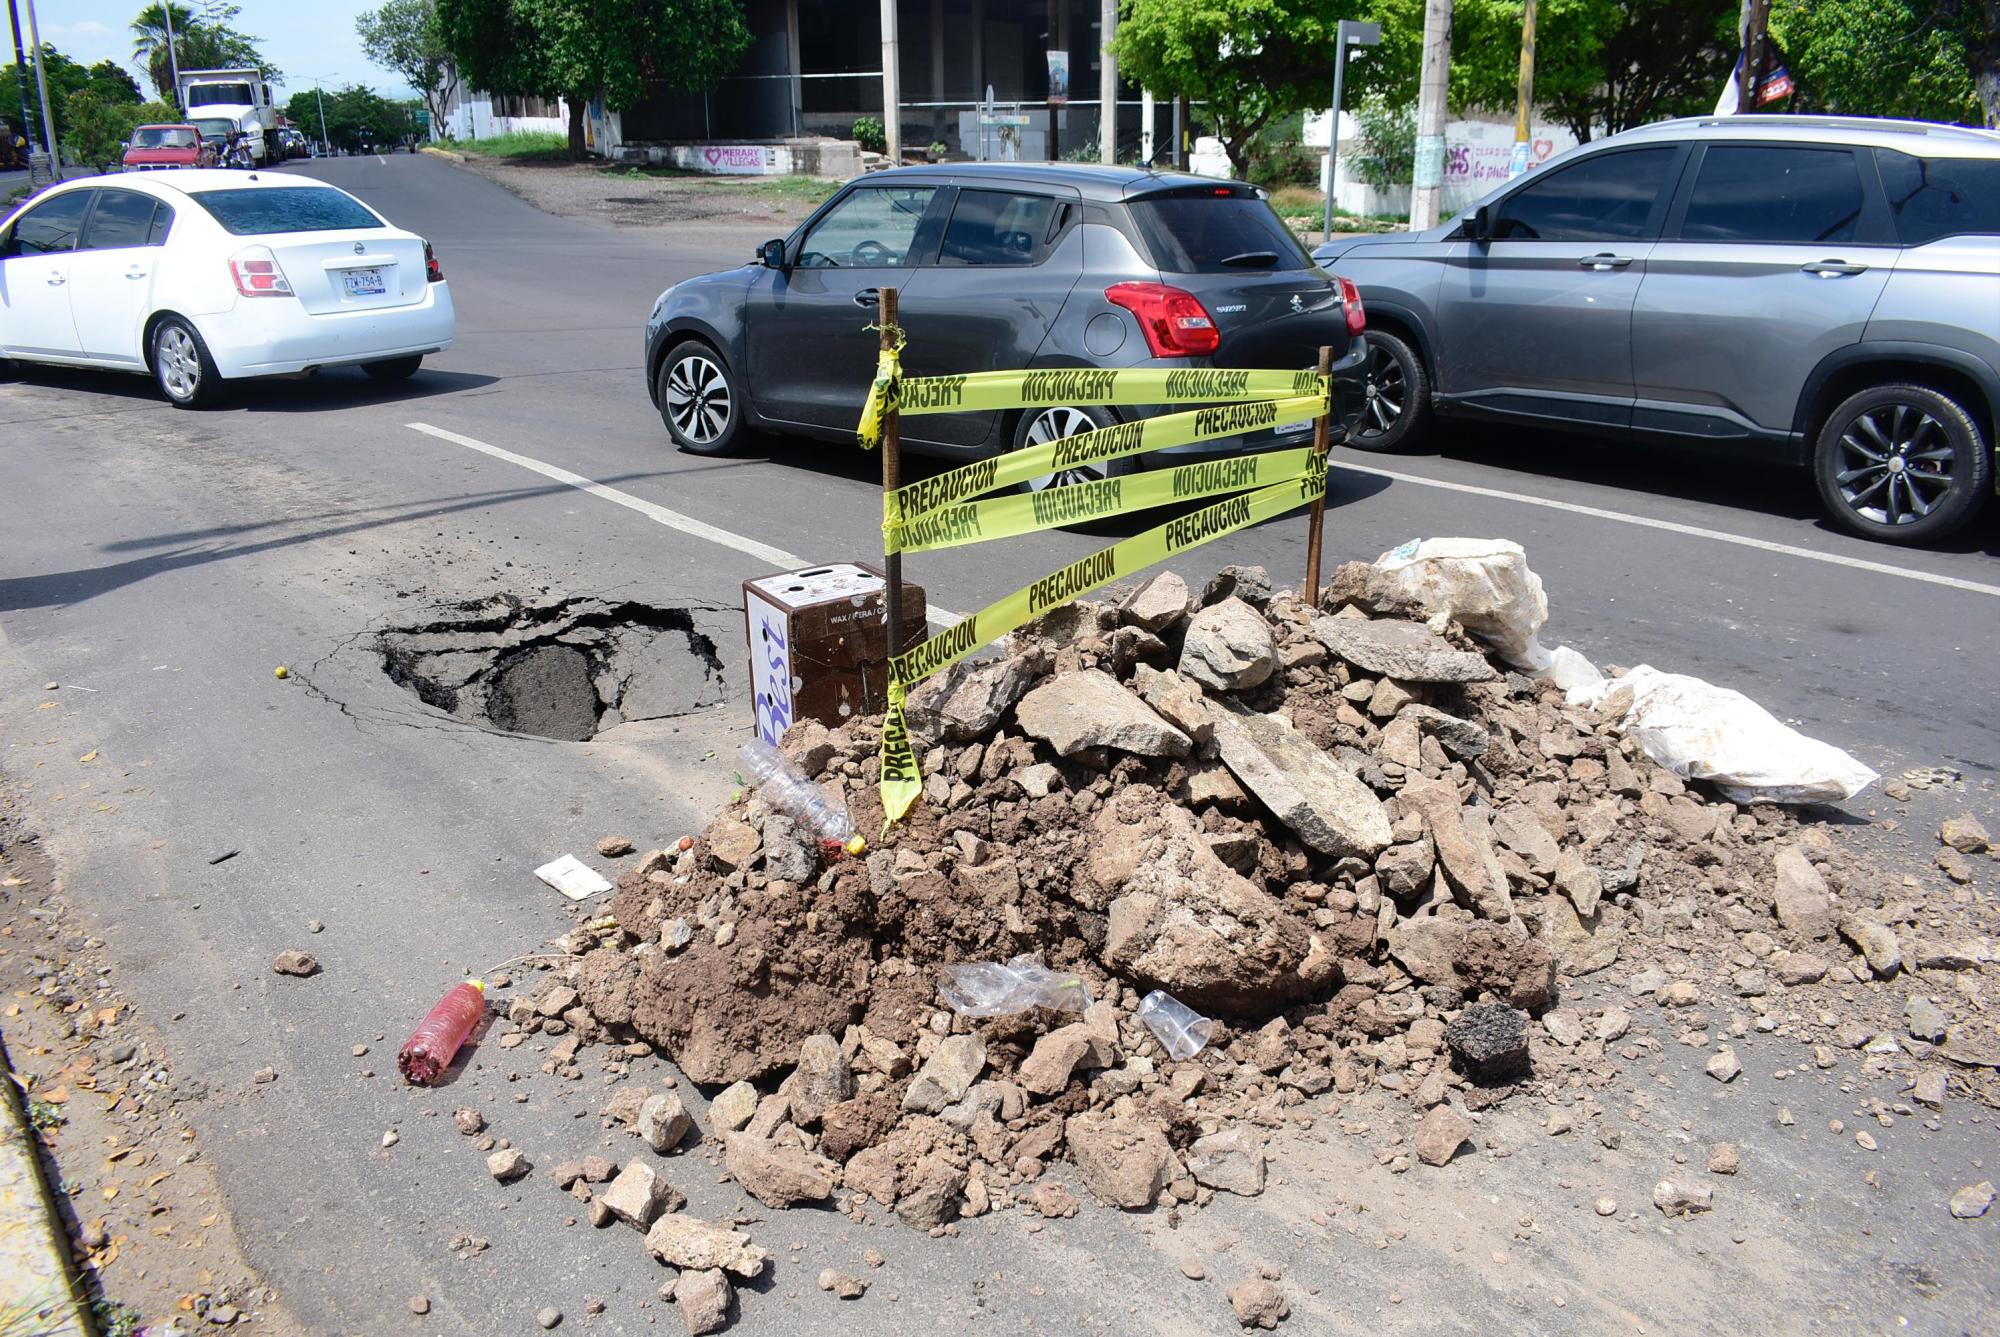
left=1128, top=190, right=1312, bottom=273
left=189, top=187, right=384, bottom=236
left=1876, top=149, right=2000, bottom=245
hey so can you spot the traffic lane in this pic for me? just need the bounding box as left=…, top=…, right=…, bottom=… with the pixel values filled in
left=0, top=376, right=782, bottom=1329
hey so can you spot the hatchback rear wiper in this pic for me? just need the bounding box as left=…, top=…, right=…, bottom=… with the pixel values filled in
left=1219, top=250, right=1281, bottom=267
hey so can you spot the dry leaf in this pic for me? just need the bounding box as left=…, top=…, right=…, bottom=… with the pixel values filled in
left=145, top=1171, right=171, bottom=1188
left=200, top=1213, right=219, bottom=1227
left=103, top=1184, right=120, bottom=1200
left=40, top=1084, right=69, bottom=1104
left=79, top=750, right=98, bottom=763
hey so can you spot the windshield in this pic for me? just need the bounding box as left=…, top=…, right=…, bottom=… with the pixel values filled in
left=131, top=127, right=197, bottom=149
left=187, top=82, right=253, bottom=108
left=1128, top=189, right=1314, bottom=273
left=192, top=118, right=234, bottom=142
left=189, top=187, right=385, bottom=236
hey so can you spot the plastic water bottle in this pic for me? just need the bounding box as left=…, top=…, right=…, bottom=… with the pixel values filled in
left=739, top=740, right=865, bottom=855
left=398, top=980, right=487, bottom=1084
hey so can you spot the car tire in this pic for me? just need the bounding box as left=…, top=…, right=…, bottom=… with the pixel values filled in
left=363, top=355, right=423, bottom=382
left=657, top=339, right=745, bottom=456
left=1010, top=404, right=1130, bottom=493
left=151, top=316, right=223, bottom=409
left=1342, top=330, right=1430, bottom=453
left=1813, top=383, right=1991, bottom=545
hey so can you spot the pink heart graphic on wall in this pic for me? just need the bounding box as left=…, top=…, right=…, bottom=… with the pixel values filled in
left=705, top=147, right=723, bottom=166
left=1532, top=139, right=1554, bottom=160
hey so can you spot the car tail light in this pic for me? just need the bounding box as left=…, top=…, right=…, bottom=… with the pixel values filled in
left=229, top=246, right=293, bottom=298
left=1105, top=282, right=1221, bottom=358
left=1339, top=275, right=1366, bottom=336
left=425, top=241, right=443, bottom=283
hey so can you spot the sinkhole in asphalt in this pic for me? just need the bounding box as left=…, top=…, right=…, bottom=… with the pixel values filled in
left=378, top=596, right=729, bottom=741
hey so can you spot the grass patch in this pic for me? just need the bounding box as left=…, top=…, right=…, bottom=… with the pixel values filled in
left=451, top=130, right=571, bottom=160
left=601, top=163, right=838, bottom=205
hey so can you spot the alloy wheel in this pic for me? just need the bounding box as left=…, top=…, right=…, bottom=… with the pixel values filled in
left=664, top=353, right=732, bottom=445
left=1831, top=401, right=1958, bottom=528
left=1023, top=406, right=1104, bottom=491
left=158, top=326, right=201, bottom=401
left=1354, top=341, right=1406, bottom=441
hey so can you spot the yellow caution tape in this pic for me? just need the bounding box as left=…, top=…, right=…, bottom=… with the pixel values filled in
left=886, top=446, right=1323, bottom=554
left=885, top=393, right=1327, bottom=528
left=878, top=679, right=922, bottom=826
left=855, top=330, right=905, bottom=450
left=897, top=367, right=1328, bottom=416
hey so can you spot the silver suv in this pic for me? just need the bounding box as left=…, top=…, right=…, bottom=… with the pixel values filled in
left=1313, top=115, right=2000, bottom=545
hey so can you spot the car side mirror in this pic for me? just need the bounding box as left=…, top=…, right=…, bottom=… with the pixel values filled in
left=758, top=238, right=787, bottom=270
left=0, top=229, right=16, bottom=260
left=1470, top=205, right=1493, bottom=243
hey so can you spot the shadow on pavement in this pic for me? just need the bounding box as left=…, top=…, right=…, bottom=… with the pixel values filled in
left=4, top=363, right=498, bottom=412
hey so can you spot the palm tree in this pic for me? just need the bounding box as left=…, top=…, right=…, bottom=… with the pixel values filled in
left=131, top=3, right=198, bottom=101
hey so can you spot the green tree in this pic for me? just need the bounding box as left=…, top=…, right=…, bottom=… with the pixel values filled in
left=282, top=83, right=415, bottom=152
left=63, top=90, right=144, bottom=169
left=130, top=1, right=277, bottom=102
left=357, top=0, right=458, bottom=136
left=436, top=0, right=753, bottom=158
left=1, top=45, right=144, bottom=144
left=1772, top=0, right=1993, bottom=126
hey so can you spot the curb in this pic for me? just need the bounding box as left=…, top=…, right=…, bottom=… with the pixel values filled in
left=420, top=145, right=466, bottom=164
left=0, top=1032, right=91, bottom=1336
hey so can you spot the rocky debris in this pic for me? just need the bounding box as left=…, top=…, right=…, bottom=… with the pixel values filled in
left=1120, top=571, right=1191, bottom=632
left=1950, top=1181, right=1995, bottom=1219
left=905, top=650, right=1049, bottom=742
left=1203, top=564, right=1273, bottom=609
left=1447, top=1005, right=1531, bottom=1084
left=637, top=1092, right=694, bottom=1152
left=488, top=1149, right=531, bottom=1182
left=271, top=949, right=319, bottom=977
left=710, top=1081, right=758, bottom=1132
left=1067, top=1112, right=1178, bottom=1207
left=1940, top=814, right=1990, bottom=854
left=537, top=1307, right=563, bottom=1329
left=1415, top=1105, right=1472, bottom=1166
left=600, top=1159, right=683, bottom=1228
left=903, top=1035, right=987, bottom=1113
left=674, top=1270, right=733, bottom=1335
left=454, top=1107, right=486, bottom=1136
left=646, top=1216, right=769, bottom=1279
left=1839, top=913, right=1903, bottom=978
left=1016, top=668, right=1191, bottom=757
left=1906, top=996, right=1948, bottom=1044
left=1772, top=849, right=1834, bottom=940
left=818, top=1268, right=869, bottom=1299
left=724, top=1135, right=836, bottom=1207
left=1227, top=1276, right=1291, bottom=1329
left=1653, top=1180, right=1713, bottom=1217
left=598, top=836, right=634, bottom=857
left=1180, top=598, right=1279, bottom=691
left=1311, top=615, right=1497, bottom=683
left=783, top=1033, right=853, bottom=1125
left=1189, top=1127, right=1267, bottom=1196
left=1206, top=699, right=1391, bottom=858
left=1708, top=1143, right=1740, bottom=1175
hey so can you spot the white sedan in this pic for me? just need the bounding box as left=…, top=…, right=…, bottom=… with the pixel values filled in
left=0, top=169, right=453, bottom=407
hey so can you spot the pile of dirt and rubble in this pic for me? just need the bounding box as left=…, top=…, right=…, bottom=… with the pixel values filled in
left=500, top=558, right=1994, bottom=1331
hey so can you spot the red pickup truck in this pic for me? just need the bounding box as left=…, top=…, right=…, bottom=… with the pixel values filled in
left=121, top=124, right=218, bottom=170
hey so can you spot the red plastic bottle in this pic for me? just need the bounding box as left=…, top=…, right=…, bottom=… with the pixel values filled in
left=398, top=980, right=487, bottom=1084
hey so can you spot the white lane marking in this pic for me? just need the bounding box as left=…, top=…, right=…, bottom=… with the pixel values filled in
left=1333, top=458, right=2000, bottom=600
left=406, top=422, right=962, bottom=627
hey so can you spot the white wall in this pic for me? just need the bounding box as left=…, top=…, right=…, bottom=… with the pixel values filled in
left=441, top=92, right=573, bottom=142
left=1307, top=113, right=1582, bottom=219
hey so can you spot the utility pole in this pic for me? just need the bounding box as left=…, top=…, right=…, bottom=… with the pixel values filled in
left=164, top=0, right=182, bottom=110
left=1408, top=0, right=1452, bottom=230
left=1139, top=87, right=1153, bottom=163
left=1045, top=0, right=1060, bottom=160
left=1739, top=0, right=1768, bottom=112
left=22, top=0, right=55, bottom=167
left=1098, top=0, right=1116, bottom=164
left=314, top=77, right=330, bottom=156
left=7, top=0, right=33, bottom=152
left=879, top=0, right=901, bottom=163
left=1321, top=19, right=1381, bottom=245
left=1508, top=0, right=1536, bottom=177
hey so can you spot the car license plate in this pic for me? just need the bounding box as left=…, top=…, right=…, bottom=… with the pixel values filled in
left=342, top=267, right=387, bottom=298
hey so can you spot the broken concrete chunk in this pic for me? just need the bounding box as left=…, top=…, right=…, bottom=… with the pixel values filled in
left=1066, top=1111, right=1177, bottom=1208
left=1014, top=669, right=1192, bottom=758
left=675, top=1269, right=733, bottom=1335
left=1446, top=1004, right=1531, bottom=1084
left=1227, top=1276, right=1290, bottom=1330
left=1940, top=814, right=1990, bottom=854
left=1415, top=1104, right=1471, bottom=1166
left=1772, top=848, right=1834, bottom=940
left=905, top=650, right=1048, bottom=743
left=1206, top=698, right=1391, bottom=859
left=1838, top=913, right=1902, bottom=978
left=1653, top=1179, right=1713, bottom=1217
left=1179, top=597, right=1279, bottom=692
left=637, top=1092, right=694, bottom=1153
left=1132, top=665, right=1216, bottom=749
left=901, top=1034, right=988, bottom=1113
left=487, top=1148, right=531, bottom=1182
left=1311, top=615, right=1497, bottom=683
left=1188, top=1127, right=1267, bottom=1196
left=271, top=949, right=319, bottom=977
left=600, top=1159, right=683, bottom=1228
left=724, top=1135, right=836, bottom=1207
left=645, top=1216, right=769, bottom=1279
left=1119, top=570, right=1192, bottom=632
left=1203, top=564, right=1273, bottom=610
left=784, top=1033, right=853, bottom=1127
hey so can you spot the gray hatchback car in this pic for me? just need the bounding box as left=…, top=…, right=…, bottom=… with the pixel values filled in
left=645, top=163, right=1366, bottom=490
left=1314, top=115, right=2000, bottom=545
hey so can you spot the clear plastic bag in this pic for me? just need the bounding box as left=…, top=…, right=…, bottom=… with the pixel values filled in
left=1138, top=990, right=1216, bottom=1060
left=937, top=954, right=1092, bottom=1017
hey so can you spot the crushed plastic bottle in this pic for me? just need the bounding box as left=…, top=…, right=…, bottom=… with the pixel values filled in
left=739, top=740, right=865, bottom=855
left=398, top=979, right=487, bottom=1084
left=1138, top=989, right=1215, bottom=1060
left=938, top=954, right=1092, bottom=1017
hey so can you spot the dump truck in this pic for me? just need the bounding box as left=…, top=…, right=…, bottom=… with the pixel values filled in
left=176, top=67, right=280, bottom=166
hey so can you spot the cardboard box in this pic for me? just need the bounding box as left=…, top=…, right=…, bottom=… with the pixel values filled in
left=743, top=563, right=928, bottom=744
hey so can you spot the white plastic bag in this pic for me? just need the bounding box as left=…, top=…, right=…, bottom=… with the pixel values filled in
left=1593, top=665, right=1878, bottom=805
left=1371, top=538, right=1552, bottom=669
left=937, top=954, right=1092, bottom=1017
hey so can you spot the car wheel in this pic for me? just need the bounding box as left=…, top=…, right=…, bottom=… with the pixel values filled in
left=1813, top=383, right=1991, bottom=545
left=657, top=340, right=744, bottom=456
left=363, top=355, right=423, bottom=382
left=1342, top=330, right=1430, bottom=453
left=151, top=317, right=222, bottom=409
left=1013, top=404, right=1126, bottom=492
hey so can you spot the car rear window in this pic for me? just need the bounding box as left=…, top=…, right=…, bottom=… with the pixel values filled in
left=1876, top=149, right=2000, bottom=245
left=131, top=127, right=197, bottom=149
left=1127, top=189, right=1313, bottom=273
left=188, top=187, right=384, bottom=235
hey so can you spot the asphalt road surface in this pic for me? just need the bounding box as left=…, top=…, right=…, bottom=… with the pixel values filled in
left=2, top=154, right=1996, bottom=1334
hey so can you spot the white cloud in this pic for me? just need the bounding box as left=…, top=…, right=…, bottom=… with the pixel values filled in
left=44, top=21, right=115, bottom=40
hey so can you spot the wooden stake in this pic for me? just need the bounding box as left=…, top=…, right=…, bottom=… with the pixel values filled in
left=880, top=286, right=905, bottom=656
left=1302, top=343, right=1334, bottom=607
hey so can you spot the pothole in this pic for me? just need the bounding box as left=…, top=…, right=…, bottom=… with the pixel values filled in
left=379, top=596, right=732, bottom=741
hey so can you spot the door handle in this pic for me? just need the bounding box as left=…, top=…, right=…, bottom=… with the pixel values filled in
left=46, top=273, right=66, bottom=286
left=1801, top=260, right=1868, bottom=277
left=1577, top=253, right=1633, bottom=271
left=125, top=268, right=149, bottom=280
left=853, top=288, right=881, bottom=308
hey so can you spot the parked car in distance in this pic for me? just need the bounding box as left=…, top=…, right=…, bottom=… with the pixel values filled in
left=0, top=169, right=454, bottom=407
left=644, top=163, right=1368, bottom=488
left=277, top=128, right=311, bottom=161
left=122, top=124, right=216, bottom=171
left=1314, top=115, right=2000, bottom=545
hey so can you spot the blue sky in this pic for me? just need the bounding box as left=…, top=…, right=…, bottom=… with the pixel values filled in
left=25, top=0, right=415, bottom=100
